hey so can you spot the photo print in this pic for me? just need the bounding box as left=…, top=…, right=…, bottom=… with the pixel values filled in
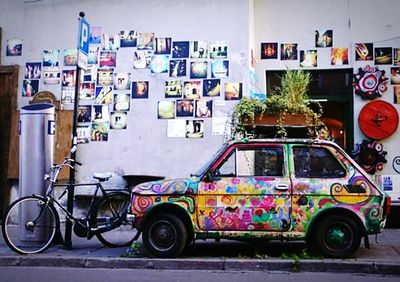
left=110, top=112, right=128, bottom=129
left=195, top=100, right=213, bottom=118
left=120, top=30, right=137, bottom=47
left=63, top=49, right=77, bottom=66
left=99, top=51, right=117, bottom=67
left=355, top=43, right=373, bottom=61
left=88, top=46, right=99, bottom=65
left=61, top=86, right=75, bottom=104
left=375, top=47, right=393, bottom=65
left=203, top=79, right=221, bottom=97
left=155, top=37, right=172, bottom=54
left=113, top=93, right=130, bottom=112
left=150, top=55, right=169, bottom=73
left=391, top=67, right=400, bottom=85
left=62, top=69, right=76, bottom=87
left=331, top=48, right=349, bottom=65
left=184, top=80, right=201, bottom=99
left=89, top=26, right=102, bottom=44
left=176, top=99, right=194, bottom=117
left=137, top=32, right=155, bottom=50
left=213, top=100, right=230, bottom=117
left=113, top=72, right=131, bottom=90
left=315, top=29, right=333, bottom=47
left=225, top=82, right=242, bottom=100
left=190, top=41, right=208, bottom=59
left=92, top=105, right=110, bottom=123
left=395, top=48, right=400, bottom=66
left=394, top=86, right=400, bottom=104
left=211, top=60, right=229, bottom=78
left=25, top=62, right=41, bottom=79
left=172, top=41, right=190, bottom=58
left=212, top=117, right=230, bottom=136
left=77, top=125, right=90, bottom=144
left=43, top=49, right=60, bottom=67
left=82, top=67, right=96, bottom=82
left=43, top=67, right=60, bottom=85
left=158, top=100, right=176, bottom=119
left=165, top=80, right=183, bottom=98
left=186, top=120, right=204, bottom=138
left=95, top=86, right=113, bottom=104
left=169, top=59, right=187, bottom=77
left=102, top=33, right=120, bottom=51
left=300, top=50, right=317, bottom=67
left=132, top=81, right=149, bottom=99
left=209, top=41, right=228, bottom=59
left=79, top=82, right=95, bottom=100
left=190, top=61, right=208, bottom=79
left=281, top=43, right=298, bottom=60
left=261, top=42, right=278, bottom=59
left=77, top=105, right=92, bottom=123
left=6, top=39, right=22, bottom=56
left=91, top=122, right=109, bottom=141
left=97, top=68, right=114, bottom=86
left=167, top=120, right=186, bottom=137
left=133, top=50, right=153, bottom=69
left=22, top=79, right=39, bottom=97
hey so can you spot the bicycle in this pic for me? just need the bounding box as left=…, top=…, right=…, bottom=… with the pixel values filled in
left=2, top=154, right=137, bottom=255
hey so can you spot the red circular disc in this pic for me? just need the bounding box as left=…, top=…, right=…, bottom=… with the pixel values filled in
left=358, top=100, right=399, bottom=140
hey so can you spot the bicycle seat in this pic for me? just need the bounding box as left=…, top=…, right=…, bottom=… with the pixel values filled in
left=92, top=172, right=113, bottom=182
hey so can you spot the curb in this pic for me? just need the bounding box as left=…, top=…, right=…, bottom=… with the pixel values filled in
left=0, top=256, right=399, bottom=275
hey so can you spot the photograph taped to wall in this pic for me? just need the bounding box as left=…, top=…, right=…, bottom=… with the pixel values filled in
left=77, top=105, right=92, bottom=123
left=97, top=68, right=114, bottom=86
left=395, top=48, right=400, bottom=66
left=62, top=69, right=76, bottom=87
left=132, top=81, right=149, bottom=98
left=280, top=43, right=298, bottom=60
left=82, top=67, right=96, bottom=82
left=300, top=50, right=317, bottom=67
left=209, top=41, right=228, bottom=59
left=91, top=122, right=109, bottom=141
left=95, top=85, right=113, bottom=104
left=102, top=33, right=120, bottom=51
left=190, top=61, right=208, bottom=79
left=394, top=86, right=400, bottom=104
left=190, top=41, right=208, bottom=59
left=99, top=51, right=117, bottom=67
left=213, top=100, right=230, bottom=117
left=79, top=82, right=95, bottom=100
left=77, top=125, right=90, bottom=144
left=211, top=60, right=229, bottom=78
left=261, top=42, right=278, bottom=59
left=113, top=72, right=131, bottom=90
left=25, top=62, right=41, bottom=79
left=150, top=55, right=169, bottom=73
left=89, top=26, right=102, bottom=44
left=110, top=112, right=128, bottom=129
left=113, top=93, right=130, bottom=112
left=167, top=120, right=186, bottom=137
left=203, top=79, right=221, bottom=97
left=133, top=50, right=152, bottom=69
left=43, top=67, right=60, bottom=85
left=158, top=100, right=176, bottom=119
left=331, top=48, right=349, bottom=65
left=165, top=80, right=183, bottom=98
left=212, top=116, right=230, bottom=136
left=176, top=99, right=194, bottom=117
left=195, top=100, right=213, bottom=118
left=225, top=82, right=242, bottom=100
left=137, top=32, right=155, bottom=50
left=391, top=67, right=400, bottom=85
left=43, top=49, right=60, bottom=67
left=184, top=80, right=201, bottom=99
left=155, top=37, right=172, bottom=54
left=172, top=41, right=189, bottom=58
left=64, top=49, right=77, bottom=66
left=355, top=43, right=373, bottom=61
left=120, top=30, right=137, bottom=47
left=375, top=47, right=393, bottom=65
left=186, top=120, right=204, bottom=138
left=169, top=59, right=187, bottom=77
left=88, top=46, right=99, bottom=65
left=22, top=79, right=39, bottom=97
left=6, top=38, right=22, bottom=56
left=315, top=29, right=333, bottom=47
left=92, top=105, right=110, bottom=123
left=61, top=86, right=75, bottom=104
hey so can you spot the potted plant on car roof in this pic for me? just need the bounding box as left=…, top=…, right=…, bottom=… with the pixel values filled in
left=231, top=68, right=326, bottom=138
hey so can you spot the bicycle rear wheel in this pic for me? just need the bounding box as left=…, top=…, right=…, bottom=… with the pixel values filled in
left=92, top=192, right=137, bottom=247
left=2, top=196, right=59, bottom=254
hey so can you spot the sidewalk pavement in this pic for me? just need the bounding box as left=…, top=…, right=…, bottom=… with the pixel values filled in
left=0, top=226, right=399, bottom=275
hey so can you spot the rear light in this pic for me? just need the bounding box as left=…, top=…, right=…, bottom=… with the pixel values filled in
left=384, top=197, right=391, bottom=216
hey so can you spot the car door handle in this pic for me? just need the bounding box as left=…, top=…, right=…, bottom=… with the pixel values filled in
left=275, top=184, right=289, bottom=190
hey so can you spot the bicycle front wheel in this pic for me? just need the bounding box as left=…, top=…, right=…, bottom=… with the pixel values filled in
left=92, top=192, right=137, bottom=247
left=2, top=196, right=59, bottom=254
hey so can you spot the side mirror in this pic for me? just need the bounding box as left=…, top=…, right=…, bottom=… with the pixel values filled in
left=203, top=172, right=215, bottom=183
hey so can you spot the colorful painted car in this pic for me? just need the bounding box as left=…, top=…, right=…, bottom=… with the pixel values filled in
left=128, top=139, right=390, bottom=258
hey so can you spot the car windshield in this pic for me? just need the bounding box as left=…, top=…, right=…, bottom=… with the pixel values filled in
left=192, top=144, right=228, bottom=177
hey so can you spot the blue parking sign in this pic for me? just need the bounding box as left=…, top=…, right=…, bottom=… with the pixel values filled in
left=78, top=17, right=90, bottom=54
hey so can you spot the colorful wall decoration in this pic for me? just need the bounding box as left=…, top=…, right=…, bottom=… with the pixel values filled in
left=353, top=65, right=388, bottom=100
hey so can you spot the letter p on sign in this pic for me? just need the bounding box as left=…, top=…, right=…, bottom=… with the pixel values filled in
left=78, top=18, right=90, bottom=55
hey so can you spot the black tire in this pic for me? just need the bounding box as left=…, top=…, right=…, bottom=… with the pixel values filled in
left=142, top=213, right=187, bottom=258
left=2, top=195, right=59, bottom=254
left=92, top=192, right=137, bottom=247
left=313, top=214, right=361, bottom=258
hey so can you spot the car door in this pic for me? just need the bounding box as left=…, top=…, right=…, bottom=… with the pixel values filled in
left=197, top=143, right=292, bottom=232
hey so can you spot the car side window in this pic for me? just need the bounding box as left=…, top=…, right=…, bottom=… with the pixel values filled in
left=237, top=147, right=284, bottom=177
left=293, top=146, right=346, bottom=178
left=217, top=150, right=236, bottom=176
